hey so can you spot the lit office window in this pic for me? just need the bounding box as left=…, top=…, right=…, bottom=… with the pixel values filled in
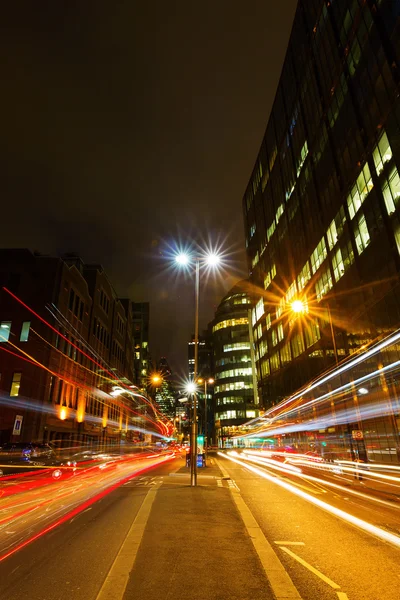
left=354, top=212, right=370, bottom=255
left=310, top=238, right=327, bottom=274
left=347, top=163, right=373, bottom=219
left=332, top=248, right=345, bottom=282
left=297, top=261, right=311, bottom=291
left=20, top=321, right=31, bottom=342
left=266, top=313, right=271, bottom=330
left=212, top=318, right=248, bottom=333
left=261, top=358, right=270, bottom=376
left=326, top=207, right=346, bottom=249
left=277, top=323, right=284, bottom=342
left=10, top=372, right=22, bottom=397
left=255, top=297, right=264, bottom=321
left=246, top=410, right=256, bottom=418
left=280, top=343, right=292, bottom=365
left=373, top=130, right=393, bottom=176
left=382, top=166, right=400, bottom=216
left=223, top=342, right=250, bottom=352
left=0, top=321, right=11, bottom=343
left=315, top=266, right=333, bottom=300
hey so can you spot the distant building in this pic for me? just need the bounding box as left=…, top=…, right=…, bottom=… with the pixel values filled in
left=0, top=249, right=149, bottom=446
left=154, top=357, right=176, bottom=419
left=211, top=282, right=259, bottom=447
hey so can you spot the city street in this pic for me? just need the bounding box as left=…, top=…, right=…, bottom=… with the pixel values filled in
left=1, top=451, right=400, bottom=599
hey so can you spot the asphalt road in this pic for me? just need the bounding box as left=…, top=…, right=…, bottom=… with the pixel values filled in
left=218, top=451, right=400, bottom=600
left=0, top=456, right=179, bottom=600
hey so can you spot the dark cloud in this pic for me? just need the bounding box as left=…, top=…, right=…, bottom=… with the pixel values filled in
left=1, top=0, right=297, bottom=371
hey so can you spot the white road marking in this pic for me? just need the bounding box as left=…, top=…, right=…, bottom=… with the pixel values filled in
left=279, top=546, right=340, bottom=589
left=274, top=541, right=305, bottom=546
left=215, top=458, right=301, bottom=599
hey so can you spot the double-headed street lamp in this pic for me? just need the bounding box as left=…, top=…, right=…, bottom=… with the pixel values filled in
left=176, top=250, right=221, bottom=486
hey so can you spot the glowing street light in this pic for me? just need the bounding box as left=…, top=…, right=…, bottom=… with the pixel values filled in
left=175, top=247, right=222, bottom=486
left=291, top=299, right=306, bottom=314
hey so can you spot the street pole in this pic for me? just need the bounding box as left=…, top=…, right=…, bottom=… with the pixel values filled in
left=327, top=303, right=338, bottom=366
left=191, top=259, right=200, bottom=487
left=204, top=379, right=208, bottom=458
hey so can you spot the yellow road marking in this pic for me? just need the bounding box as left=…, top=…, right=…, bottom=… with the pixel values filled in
left=274, top=541, right=305, bottom=546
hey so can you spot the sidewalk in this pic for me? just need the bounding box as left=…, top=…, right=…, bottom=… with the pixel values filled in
left=98, top=453, right=300, bottom=600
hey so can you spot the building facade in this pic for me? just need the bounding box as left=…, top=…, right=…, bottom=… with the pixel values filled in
left=0, top=249, right=150, bottom=446
left=212, top=282, right=259, bottom=446
left=242, top=0, right=400, bottom=460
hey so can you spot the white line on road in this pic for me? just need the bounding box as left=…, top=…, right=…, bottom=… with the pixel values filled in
left=215, top=458, right=302, bottom=599
left=95, top=481, right=160, bottom=600
left=274, top=541, right=305, bottom=546
left=279, top=546, right=340, bottom=589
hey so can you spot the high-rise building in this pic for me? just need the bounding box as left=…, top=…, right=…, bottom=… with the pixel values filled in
left=242, top=0, right=400, bottom=460
left=211, top=281, right=259, bottom=447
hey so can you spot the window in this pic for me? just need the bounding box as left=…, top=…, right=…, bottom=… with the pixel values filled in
left=212, top=318, right=248, bottom=333
left=354, top=212, right=370, bottom=255
left=297, top=261, right=311, bottom=291
left=246, top=410, right=256, bottom=418
left=255, top=297, right=264, bottom=321
left=0, top=321, right=11, bottom=342
left=20, top=321, right=30, bottom=342
left=266, top=313, right=271, bottom=330
left=373, top=130, right=393, bottom=176
left=277, top=323, right=284, bottom=342
left=382, top=166, right=400, bottom=216
left=10, top=372, right=22, bottom=397
left=223, top=342, right=250, bottom=352
left=261, top=358, right=270, bottom=376
left=68, top=289, right=75, bottom=311
left=347, top=163, right=374, bottom=219
left=326, top=207, right=346, bottom=249
left=280, top=343, right=292, bottom=365
left=332, top=248, right=345, bottom=282
left=310, top=238, right=327, bottom=274
left=315, top=266, right=333, bottom=300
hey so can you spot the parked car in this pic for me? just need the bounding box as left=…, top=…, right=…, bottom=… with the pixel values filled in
left=0, top=442, right=64, bottom=477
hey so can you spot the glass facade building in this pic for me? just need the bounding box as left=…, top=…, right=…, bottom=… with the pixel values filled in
left=212, top=282, right=259, bottom=447
left=243, top=0, right=400, bottom=461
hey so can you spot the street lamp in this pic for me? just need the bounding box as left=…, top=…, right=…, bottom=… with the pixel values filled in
left=175, top=250, right=221, bottom=486
left=197, top=377, right=214, bottom=457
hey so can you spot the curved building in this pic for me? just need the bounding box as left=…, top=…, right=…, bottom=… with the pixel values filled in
left=212, top=281, right=259, bottom=447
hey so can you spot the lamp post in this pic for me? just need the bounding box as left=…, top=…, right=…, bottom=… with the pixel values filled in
left=198, top=377, right=214, bottom=457
left=176, top=250, right=221, bottom=486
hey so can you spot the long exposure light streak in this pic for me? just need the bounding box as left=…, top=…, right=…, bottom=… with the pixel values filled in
left=220, top=453, right=400, bottom=549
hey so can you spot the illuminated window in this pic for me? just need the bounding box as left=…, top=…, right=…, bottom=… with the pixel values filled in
left=270, top=352, right=280, bottom=372
left=347, top=163, right=373, bottom=219
left=291, top=333, right=305, bottom=358
left=304, top=320, right=320, bottom=348
left=246, top=410, right=256, bottom=418
left=332, top=248, right=345, bottom=282
left=354, top=213, right=370, bottom=255
left=223, top=342, right=250, bottom=352
left=280, top=343, right=292, bottom=365
left=255, top=297, right=264, bottom=321
left=261, top=358, right=270, bottom=376
left=315, top=266, right=333, bottom=300
left=10, top=372, right=22, bottom=397
left=20, top=321, right=30, bottom=342
left=0, top=321, right=11, bottom=343
left=266, top=313, right=271, bottom=330
left=373, top=131, right=393, bottom=176
left=326, top=207, right=346, bottom=249
left=271, top=328, right=278, bottom=347
left=277, top=323, right=284, bottom=342
left=258, top=339, right=268, bottom=359
left=212, top=318, right=248, bottom=333
left=382, top=166, right=400, bottom=216
left=310, top=238, right=327, bottom=274
left=297, top=261, right=311, bottom=291
left=216, top=368, right=252, bottom=380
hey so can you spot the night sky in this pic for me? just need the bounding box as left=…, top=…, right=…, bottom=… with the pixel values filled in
left=1, top=1, right=297, bottom=375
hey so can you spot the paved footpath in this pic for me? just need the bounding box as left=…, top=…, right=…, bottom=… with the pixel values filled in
left=95, top=453, right=301, bottom=600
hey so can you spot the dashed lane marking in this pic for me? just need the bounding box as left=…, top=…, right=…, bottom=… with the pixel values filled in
left=337, top=593, right=350, bottom=600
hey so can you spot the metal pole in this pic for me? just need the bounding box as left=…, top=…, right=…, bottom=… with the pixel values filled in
left=191, top=259, right=200, bottom=486
left=204, top=380, right=208, bottom=458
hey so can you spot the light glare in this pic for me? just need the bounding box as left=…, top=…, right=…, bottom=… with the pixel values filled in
left=291, top=300, right=305, bottom=314
left=176, top=253, right=190, bottom=266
